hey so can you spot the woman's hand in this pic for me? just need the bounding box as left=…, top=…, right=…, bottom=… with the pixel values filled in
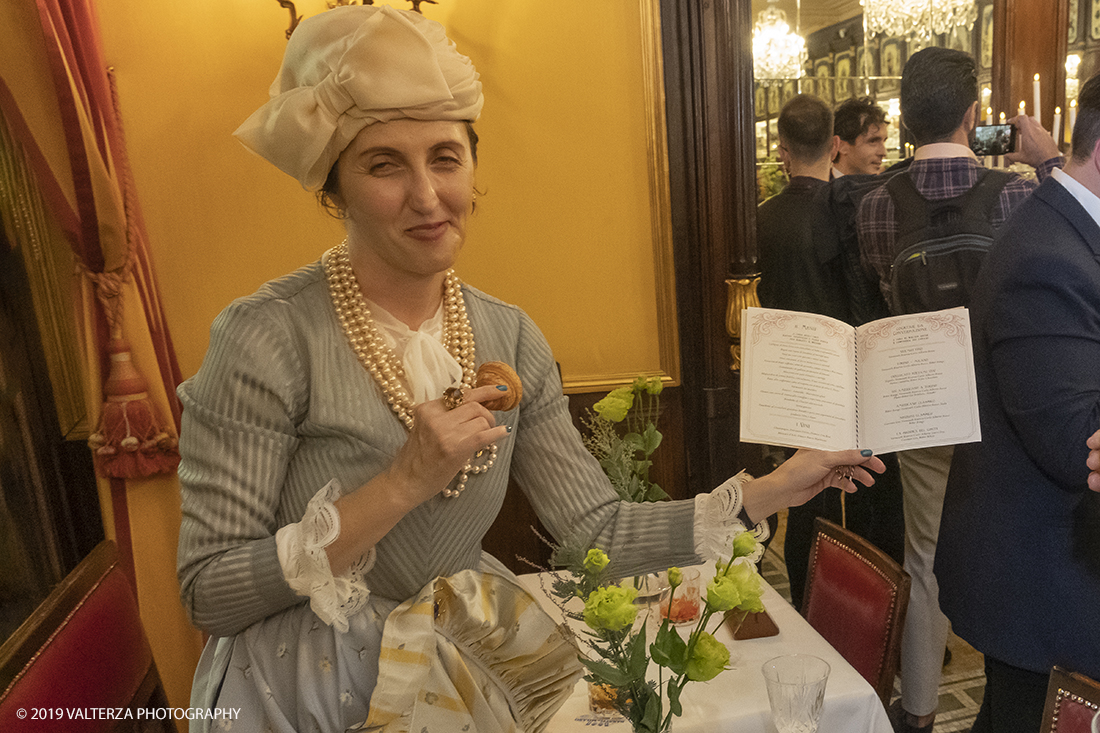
left=1086, top=430, right=1100, bottom=492
left=741, top=448, right=886, bottom=525
left=325, top=384, right=512, bottom=575
left=387, top=384, right=513, bottom=507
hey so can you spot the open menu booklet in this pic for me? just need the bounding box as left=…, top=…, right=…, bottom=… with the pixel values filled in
left=739, top=307, right=981, bottom=454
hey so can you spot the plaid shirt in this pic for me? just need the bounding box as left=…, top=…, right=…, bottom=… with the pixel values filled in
left=857, top=154, right=1064, bottom=296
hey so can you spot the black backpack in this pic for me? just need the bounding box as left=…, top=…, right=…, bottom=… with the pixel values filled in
left=820, top=161, right=912, bottom=326
left=885, top=169, right=1011, bottom=315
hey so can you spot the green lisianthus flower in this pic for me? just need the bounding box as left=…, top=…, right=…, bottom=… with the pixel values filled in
left=645, top=376, right=663, bottom=395
left=705, top=574, right=742, bottom=612
left=731, top=530, right=759, bottom=559
left=583, top=585, right=639, bottom=632
left=584, top=549, right=610, bottom=574
left=717, top=562, right=765, bottom=614
left=686, top=632, right=729, bottom=681
left=593, top=387, right=634, bottom=423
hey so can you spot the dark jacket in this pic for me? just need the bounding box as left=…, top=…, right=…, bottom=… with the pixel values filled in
left=936, top=176, right=1100, bottom=677
left=756, top=175, right=889, bottom=326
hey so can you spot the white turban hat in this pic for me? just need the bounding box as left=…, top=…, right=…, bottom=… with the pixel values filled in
left=234, top=5, right=483, bottom=190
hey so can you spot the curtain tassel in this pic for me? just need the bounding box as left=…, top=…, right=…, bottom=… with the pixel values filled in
left=87, top=338, right=179, bottom=478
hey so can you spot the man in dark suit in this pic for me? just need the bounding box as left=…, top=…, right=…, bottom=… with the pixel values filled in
left=935, top=72, right=1100, bottom=732
left=757, top=94, right=905, bottom=609
left=757, top=94, right=844, bottom=320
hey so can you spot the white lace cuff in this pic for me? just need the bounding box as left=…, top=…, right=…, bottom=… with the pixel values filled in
left=692, top=470, right=770, bottom=565
left=275, top=479, right=375, bottom=633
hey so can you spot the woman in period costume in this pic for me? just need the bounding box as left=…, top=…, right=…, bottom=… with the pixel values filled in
left=176, top=6, right=883, bottom=732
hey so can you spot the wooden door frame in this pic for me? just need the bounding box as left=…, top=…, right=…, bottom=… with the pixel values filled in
left=660, top=0, right=763, bottom=494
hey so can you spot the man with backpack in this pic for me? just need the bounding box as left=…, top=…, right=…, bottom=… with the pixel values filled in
left=854, top=46, right=1063, bottom=733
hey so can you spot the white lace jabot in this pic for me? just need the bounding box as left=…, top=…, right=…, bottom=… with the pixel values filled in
left=365, top=297, right=464, bottom=405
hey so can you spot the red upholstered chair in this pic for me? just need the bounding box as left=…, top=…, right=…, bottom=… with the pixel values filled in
left=1041, top=666, right=1100, bottom=733
left=801, top=517, right=910, bottom=709
left=0, top=540, right=174, bottom=733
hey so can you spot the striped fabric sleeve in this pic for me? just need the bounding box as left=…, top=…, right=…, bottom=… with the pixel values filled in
left=506, top=311, right=701, bottom=578
left=176, top=299, right=310, bottom=636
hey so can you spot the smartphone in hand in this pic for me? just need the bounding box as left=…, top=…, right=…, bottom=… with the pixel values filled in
left=971, top=123, right=1017, bottom=156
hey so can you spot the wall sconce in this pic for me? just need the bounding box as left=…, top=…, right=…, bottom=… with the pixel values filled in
left=277, top=0, right=439, bottom=40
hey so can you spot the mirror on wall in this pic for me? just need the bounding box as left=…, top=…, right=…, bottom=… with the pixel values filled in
left=1062, top=0, right=1100, bottom=147
left=751, top=0, right=996, bottom=201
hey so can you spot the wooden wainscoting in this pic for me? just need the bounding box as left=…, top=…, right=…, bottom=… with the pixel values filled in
left=482, top=386, right=688, bottom=575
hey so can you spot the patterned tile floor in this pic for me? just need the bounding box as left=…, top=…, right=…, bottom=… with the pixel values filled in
left=763, top=510, right=984, bottom=733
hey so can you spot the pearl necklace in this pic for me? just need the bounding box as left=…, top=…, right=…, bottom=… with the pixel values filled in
left=323, top=241, right=494, bottom=497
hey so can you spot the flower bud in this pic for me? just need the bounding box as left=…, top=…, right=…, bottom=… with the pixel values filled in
left=593, top=387, right=634, bottom=423
left=667, top=566, right=683, bottom=588
left=705, top=574, right=741, bottom=612
left=718, top=562, right=765, bottom=614
left=584, top=549, right=610, bottom=574
left=731, top=531, right=759, bottom=559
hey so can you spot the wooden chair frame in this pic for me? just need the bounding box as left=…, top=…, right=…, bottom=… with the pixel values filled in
left=1042, top=665, right=1100, bottom=733
left=0, top=540, right=172, bottom=732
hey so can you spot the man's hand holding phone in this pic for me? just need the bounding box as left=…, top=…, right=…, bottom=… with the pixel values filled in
left=1004, top=114, right=1063, bottom=167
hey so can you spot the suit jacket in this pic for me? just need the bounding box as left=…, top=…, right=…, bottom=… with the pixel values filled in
left=757, top=175, right=891, bottom=327
left=935, top=176, right=1100, bottom=677
left=756, top=177, right=854, bottom=322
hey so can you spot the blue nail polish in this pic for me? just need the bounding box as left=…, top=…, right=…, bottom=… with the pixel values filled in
left=860, top=449, right=873, bottom=457
left=506, top=425, right=513, bottom=433
left=496, top=385, right=508, bottom=391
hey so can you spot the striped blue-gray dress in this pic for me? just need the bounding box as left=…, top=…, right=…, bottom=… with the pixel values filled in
left=176, top=260, right=702, bottom=732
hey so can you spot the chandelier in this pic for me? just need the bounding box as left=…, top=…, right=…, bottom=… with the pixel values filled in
left=862, top=0, right=978, bottom=42
left=753, top=3, right=807, bottom=81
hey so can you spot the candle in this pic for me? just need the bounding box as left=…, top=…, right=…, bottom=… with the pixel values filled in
left=998, top=112, right=1006, bottom=168
left=1019, top=100, right=1027, bottom=118
left=1033, top=73, right=1041, bottom=122
left=1053, top=106, right=1062, bottom=146
left=986, top=107, right=993, bottom=126
left=1070, top=100, right=1078, bottom=143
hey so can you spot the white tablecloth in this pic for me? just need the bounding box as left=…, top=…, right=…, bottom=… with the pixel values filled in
left=518, top=570, right=893, bottom=733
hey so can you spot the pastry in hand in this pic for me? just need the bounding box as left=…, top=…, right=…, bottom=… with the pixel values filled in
left=475, top=361, right=523, bottom=411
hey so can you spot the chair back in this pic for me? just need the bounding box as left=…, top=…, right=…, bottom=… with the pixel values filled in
left=1041, top=666, right=1100, bottom=733
left=0, top=540, right=173, bottom=733
left=801, top=517, right=910, bottom=708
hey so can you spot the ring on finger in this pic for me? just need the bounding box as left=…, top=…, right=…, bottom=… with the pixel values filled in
left=442, top=387, right=465, bottom=411
left=834, top=465, right=855, bottom=480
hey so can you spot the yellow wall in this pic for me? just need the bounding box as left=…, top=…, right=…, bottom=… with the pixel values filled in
left=97, top=0, right=667, bottom=384
left=86, top=0, right=672, bottom=712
